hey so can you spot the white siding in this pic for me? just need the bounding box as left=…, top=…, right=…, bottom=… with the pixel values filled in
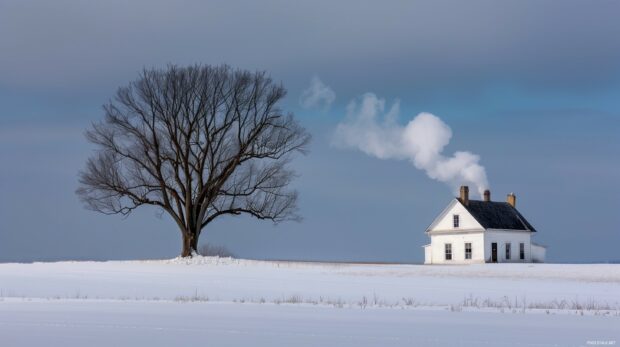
left=423, top=245, right=432, bottom=264
left=428, top=199, right=484, bottom=232
left=531, top=243, right=546, bottom=263
left=484, top=230, right=532, bottom=263
left=427, top=232, right=485, bottom=264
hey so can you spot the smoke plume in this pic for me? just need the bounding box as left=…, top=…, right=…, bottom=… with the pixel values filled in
left=300, top=76, right=336, bottom=109
left=333, top=93, right=489, bottom=197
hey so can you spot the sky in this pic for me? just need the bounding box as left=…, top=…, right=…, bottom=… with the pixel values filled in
left=1, top=0, right=619, bottom=263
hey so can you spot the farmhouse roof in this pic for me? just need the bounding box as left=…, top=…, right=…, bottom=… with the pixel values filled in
left=459, top=199, right=536, bottom=232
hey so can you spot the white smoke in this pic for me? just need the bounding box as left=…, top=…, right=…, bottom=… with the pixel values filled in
left=300, top=76, right=336, bottom=109
left=333, top=93, right=489, bottom=197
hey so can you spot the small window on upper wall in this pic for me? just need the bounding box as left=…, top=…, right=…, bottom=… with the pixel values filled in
left=453, top=214, right=460, bottom=228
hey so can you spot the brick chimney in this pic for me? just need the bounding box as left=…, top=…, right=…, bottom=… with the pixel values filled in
left=483, top=189, right=491, bottom=202
left=459, top=185, right=469, bottom=206
left=507, top=193, right=516, bottom=207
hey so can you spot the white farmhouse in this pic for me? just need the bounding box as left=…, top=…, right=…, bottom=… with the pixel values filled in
left=424, top=186, right=545, bottom=264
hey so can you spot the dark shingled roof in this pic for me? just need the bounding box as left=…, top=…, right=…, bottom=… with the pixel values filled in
left=459, top=200, right=536, bottom=232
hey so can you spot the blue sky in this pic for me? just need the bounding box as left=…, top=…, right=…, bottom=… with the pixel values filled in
left=0, top=0, right=619, bottom=263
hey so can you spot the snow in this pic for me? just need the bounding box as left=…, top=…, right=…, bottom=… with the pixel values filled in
left=2, top=300, right=618, bottom=347
left=1, top=257, right=619, bottom=346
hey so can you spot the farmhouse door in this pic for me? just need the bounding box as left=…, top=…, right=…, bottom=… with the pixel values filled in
left=491, top=243, right=498, bottom=262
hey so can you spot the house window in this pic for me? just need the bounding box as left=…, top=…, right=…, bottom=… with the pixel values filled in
left=520, top=243, right=525, bottom=260
left=453, top=214, right=460, bottom=228
left=465, top=243, right=472, bottom=259
left=505, top=243, right=511, bottom=260
left=445, top=243, right=452, bottom=260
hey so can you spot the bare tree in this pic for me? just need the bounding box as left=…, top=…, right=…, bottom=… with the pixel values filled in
left=77, top=64, right=310, bottom=257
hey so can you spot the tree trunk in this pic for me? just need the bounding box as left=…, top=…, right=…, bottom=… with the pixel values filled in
left=181, top=231, right=199, bottom=257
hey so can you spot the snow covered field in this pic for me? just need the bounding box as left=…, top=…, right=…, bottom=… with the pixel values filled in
left=1, top=258, right=619, bottom=346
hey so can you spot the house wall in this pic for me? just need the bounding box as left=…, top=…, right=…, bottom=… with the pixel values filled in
left=531, top=243, right=546, bottom=263
left=429, top=199, right=483, bottom=232
left=427, top=232, right=485, bottom=264
left=483, top=230, right=532, bottom=263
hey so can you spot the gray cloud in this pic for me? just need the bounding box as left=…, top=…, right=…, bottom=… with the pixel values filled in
left=1, top=0, right=619, bottom=93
